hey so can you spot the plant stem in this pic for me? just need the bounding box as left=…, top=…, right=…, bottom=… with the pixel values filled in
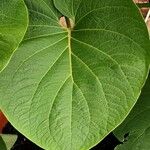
left=65, top=16, right=71, bottom=29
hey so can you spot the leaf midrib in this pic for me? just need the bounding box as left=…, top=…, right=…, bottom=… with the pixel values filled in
left=67, top=28, right=73, bottom=148
left=68, top=27, right=109, bottom=148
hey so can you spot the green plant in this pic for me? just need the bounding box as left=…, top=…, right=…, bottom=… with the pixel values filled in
left=0, top=134, right=17, bottom=150
left=114, top=73, right=150, bottom=150
left=0, top=0, right=150, bottom=150
left=0, top=0, right=28, bottom=71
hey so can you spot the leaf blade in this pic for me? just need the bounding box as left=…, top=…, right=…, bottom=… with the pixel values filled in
left=0, top=0, right=28, bottom=71
left=114, top=73, right=150, bottom=150
left=0, top=134, right=17, bottom=150
left=0, top=0, right=150, bottom=150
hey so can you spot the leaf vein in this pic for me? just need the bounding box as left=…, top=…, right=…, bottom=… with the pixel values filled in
left=72, top=37, right=134, bottom=96
left=12, top=36, right=68, bottom=81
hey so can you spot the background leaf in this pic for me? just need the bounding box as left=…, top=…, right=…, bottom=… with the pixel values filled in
left=0, top=134, right=17, bottom=150
left=0, top=0, right=28, bottom=71
left=114, top=72, right=150, bottom=150
left=0, top=135, right=6, bottom=150
left=0, top=0, right=150, bottom=150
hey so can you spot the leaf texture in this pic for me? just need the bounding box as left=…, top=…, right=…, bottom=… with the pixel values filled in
left=114, top=72, right=150, bottom=150
left=0, top=134, right=17, bottom=150
left=0, top=0, right=28, bottom=71
left=0, top=0, right=150, bottom=150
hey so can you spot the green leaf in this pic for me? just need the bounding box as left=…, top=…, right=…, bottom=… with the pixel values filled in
left=114, top=72, right=150, bottom=150
left=0, top=0, right=150, bottom=150
left=0, top=136, right=6, bottom=150
left=0, top=0, right=28, bottom=71
left=0, top=134, right=17, bottom=150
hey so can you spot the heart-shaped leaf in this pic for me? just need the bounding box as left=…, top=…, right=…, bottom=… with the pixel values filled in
left=0, top=0, right=28, bottom=71
left=0, top=0, right=150, bottom=150
left=114, top=72, right=150, bottom=150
